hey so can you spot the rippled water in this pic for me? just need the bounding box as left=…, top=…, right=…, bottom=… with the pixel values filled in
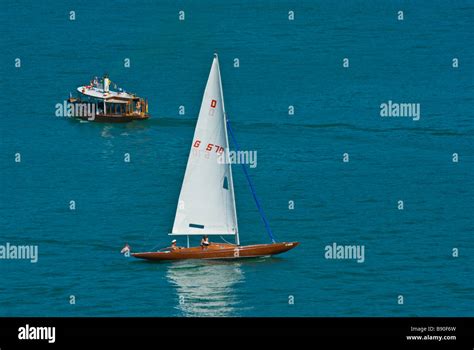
left=0, top=1, right=473, bottom=316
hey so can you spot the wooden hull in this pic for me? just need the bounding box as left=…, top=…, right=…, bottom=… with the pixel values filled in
left=73, top=114, right=149, bottom=123
left=132, top=242, right=299, bottom=261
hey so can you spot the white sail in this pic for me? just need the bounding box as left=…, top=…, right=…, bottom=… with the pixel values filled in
left=171, top=55, right=238, bottom=236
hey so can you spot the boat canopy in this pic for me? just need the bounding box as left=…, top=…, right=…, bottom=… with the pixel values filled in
left=77, top=86, right=135, bottom=100
left=103, top=98, right=130, bottom=104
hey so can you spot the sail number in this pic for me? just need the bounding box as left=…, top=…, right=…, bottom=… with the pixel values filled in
left=193, top=140, right=224, bottom=154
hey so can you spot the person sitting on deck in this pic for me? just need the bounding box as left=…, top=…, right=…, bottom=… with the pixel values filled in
left=120, top=243, right=131, bottom=255
left=200, top=235, right=210, bottom=250
left=170, top=239, right=182, bottom=251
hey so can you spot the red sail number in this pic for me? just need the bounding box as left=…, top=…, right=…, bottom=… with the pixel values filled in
left=194, top=140, right=224, bottom=154
left=206, top=143, right=224, bottom=154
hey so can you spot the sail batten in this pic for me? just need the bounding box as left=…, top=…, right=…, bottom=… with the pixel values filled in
left=171, top=56, right=238, bottom=236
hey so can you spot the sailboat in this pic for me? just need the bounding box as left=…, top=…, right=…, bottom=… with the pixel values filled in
left=132, top=54, right=299, bottom=261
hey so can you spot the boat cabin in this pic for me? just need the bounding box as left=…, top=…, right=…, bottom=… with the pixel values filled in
left=68, top=75, right=149, bottom=123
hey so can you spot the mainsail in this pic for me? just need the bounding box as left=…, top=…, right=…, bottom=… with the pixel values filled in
left=171, top=55, right=238, bottom=237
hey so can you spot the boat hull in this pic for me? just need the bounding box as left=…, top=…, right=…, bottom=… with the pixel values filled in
left=73, top=114, right=149, bottom=123
left=131, top=242, right=299, bottom=261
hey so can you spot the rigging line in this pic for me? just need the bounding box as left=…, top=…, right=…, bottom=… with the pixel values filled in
left=226, top=119, right=277, bottom=243
left=220, top=235, right=235, bottom=245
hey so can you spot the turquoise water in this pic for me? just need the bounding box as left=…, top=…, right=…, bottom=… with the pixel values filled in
left=0, top=1, right=473, bottom=317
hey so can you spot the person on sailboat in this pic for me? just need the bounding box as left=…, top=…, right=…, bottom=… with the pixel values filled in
left=200, top=235, right=210, bottom=250
left=121, top=243, right=131, bottom=255
left=170, top=239, right=181, bottom=251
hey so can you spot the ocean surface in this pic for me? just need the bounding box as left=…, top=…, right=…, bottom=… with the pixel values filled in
left=0, top=1, right=473, bottom=317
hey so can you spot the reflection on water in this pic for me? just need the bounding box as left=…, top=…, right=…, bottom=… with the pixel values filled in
left=100, top=126, right=115, bottom=159
left=167, top=260, right=246, bottom=317
left=100, top=125, right=114, bottom=139
left=99, top=123, right=150, bottom=159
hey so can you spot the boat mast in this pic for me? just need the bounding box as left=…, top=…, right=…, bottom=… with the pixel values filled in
left=216, top=53, right=240, bottom=246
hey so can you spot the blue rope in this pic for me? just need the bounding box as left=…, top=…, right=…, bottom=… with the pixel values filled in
left=226, top=119, right=276, bottom=243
